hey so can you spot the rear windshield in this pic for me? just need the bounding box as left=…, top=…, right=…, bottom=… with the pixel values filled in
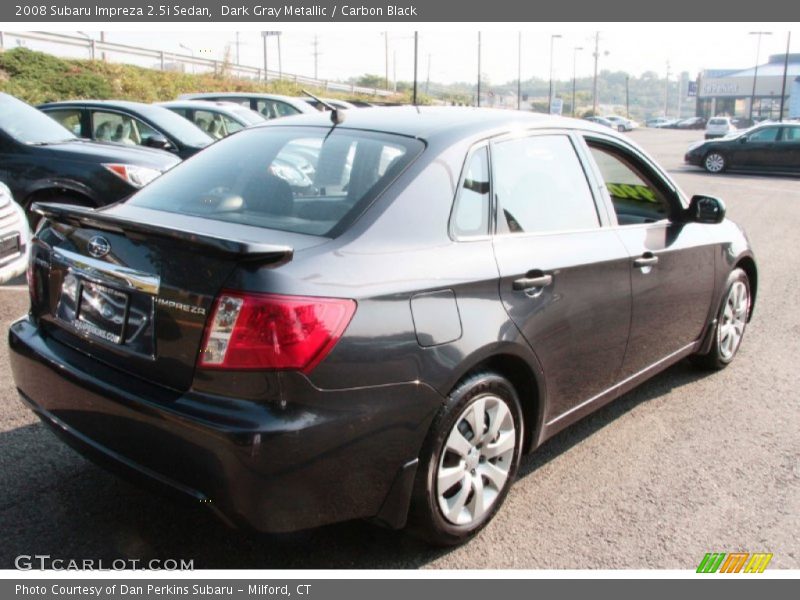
left=136, top=104, right=213, bottom=147
left=709, top=118, right=728, bottom=125
left=128, top=126, right=423, bottom=237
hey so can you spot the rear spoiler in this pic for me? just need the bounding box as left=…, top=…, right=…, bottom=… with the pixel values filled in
left=32, top=202, right=294, bottom=264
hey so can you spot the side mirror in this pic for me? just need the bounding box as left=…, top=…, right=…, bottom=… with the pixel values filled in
left=738, top=136, right=747, bottom=144
left=145, top=134, right=173, bottom=150
left=687, top=195, right=726, bottom=224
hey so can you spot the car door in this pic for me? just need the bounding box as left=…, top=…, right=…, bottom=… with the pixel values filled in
left=580, top=135, right=715, bottom=378
left=490, top=132, right=632, bottom=421
left=730, top=126, right=781, bottom=170
left=776, top=125, right=800, bottom=172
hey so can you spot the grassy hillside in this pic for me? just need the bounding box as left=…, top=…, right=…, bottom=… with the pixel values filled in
left=0, top=47, right=388, bottom=105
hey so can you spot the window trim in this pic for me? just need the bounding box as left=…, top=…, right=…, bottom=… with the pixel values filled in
left=488, top=129, right=606, bottom=239
left=448, top=141, right=494, bottom=242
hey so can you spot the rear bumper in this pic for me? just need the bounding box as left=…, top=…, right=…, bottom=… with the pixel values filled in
left=9, top=316, right=442, bottom=532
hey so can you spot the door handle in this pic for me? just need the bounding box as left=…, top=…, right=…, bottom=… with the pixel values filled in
left=633, top=253, right=659, bottom=268
left=513, top=274, right=553, bottom=291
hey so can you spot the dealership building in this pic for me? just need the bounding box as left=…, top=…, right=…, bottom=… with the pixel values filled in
left=697, top=53, right=800, bottom=120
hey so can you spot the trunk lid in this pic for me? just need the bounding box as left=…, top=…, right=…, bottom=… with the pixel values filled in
left=29, top=202, right=319, bottom=391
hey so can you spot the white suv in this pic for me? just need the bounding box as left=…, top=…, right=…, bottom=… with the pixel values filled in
left=0, top=182, right=30, bottom=285
left=705, top=117, right=736, bottom=140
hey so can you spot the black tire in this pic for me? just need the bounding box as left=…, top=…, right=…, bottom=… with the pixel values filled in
left=617, top=125, right=626, bottom=132
left=703, top=151, right=727, bottom=174
left=407, top=371, right=524, bottom=546
left=691, top=268, right=750, bottom=370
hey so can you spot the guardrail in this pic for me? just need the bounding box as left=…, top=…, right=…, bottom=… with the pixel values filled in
left=0, top=31, right=396, bottom=98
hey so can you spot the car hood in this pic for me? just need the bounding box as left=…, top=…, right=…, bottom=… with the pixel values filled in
left=35, top=140, right=181, bottom=170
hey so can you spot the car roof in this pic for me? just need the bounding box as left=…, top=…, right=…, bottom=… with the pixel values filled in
left=178, top=92, right=314, bottom=111
left=39, top=99, right=156, bottom=112
left=254, top=105, right=619, bottom=143
left=158, top=100, right=255, bottom=112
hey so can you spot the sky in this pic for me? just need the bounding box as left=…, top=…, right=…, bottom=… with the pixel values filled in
left=9, top=24, right=799, bottom=86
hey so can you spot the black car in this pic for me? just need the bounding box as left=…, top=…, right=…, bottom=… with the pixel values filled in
left=675, top=117, right=706, bottom=130
left=10, top=107, right=757, bottom=546
left=157, top=100, right=265, bottom=140
left=0, top=93, right=180, bottom=222
left=38, top=100, right=213, bottom=159
left=685, top=122, right=800, bottom=174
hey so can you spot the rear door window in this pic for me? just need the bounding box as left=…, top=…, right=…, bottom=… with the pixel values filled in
left=491, top=134, right=600, bottom=234
left=128, top=126, right=423, bottom=237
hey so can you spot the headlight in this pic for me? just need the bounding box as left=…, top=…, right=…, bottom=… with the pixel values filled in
left=103, top=163, right=163, bottom=188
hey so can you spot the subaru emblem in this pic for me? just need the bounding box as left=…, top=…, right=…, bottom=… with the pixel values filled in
left=87, top=236, right=111, bottom=258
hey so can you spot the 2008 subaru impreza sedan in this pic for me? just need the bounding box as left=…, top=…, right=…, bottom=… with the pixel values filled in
left=9, top=107, right=756, bottom=546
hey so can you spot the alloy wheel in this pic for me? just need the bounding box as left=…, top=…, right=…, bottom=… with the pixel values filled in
left=705, top=153, right=725, bottom=173
left=718, top=280, right=748, bottom=360
left=436, top=395, right=516, bottom=526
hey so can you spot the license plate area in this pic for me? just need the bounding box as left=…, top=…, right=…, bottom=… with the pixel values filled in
left=55, top=271, right=156, bottom=356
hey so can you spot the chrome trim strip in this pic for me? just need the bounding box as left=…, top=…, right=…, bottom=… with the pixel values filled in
left=546, top=342, right=697, bottom=427
left=52, top=248, right=160, bottom=295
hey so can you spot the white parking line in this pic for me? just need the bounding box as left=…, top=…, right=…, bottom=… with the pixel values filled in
left=0, top=285, right=28, bottom=292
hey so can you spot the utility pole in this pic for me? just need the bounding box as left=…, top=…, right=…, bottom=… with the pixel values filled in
left=425, top=53, right=431, bottom=95
left=262, top=33, right=268, bottom=83
left=677, top=73, right=683, bottom=118
left=393, top=50, right=397, bottom=92
left=625, top=75, right=630, bottom=118
left=383, top=32, right=389, bottom=90
left=413, top=31, right=418, bottom=105
left=572, top=46, right=583, bottom=117
left=548, top=34, right=562, bottom=114
left=235, top=31, right=240, bottom=65
left=664, top=61, right=670, bottom=117
left=477, top=32, right=481, bottom=107
left=277, top=33, right=282, bottom=80
left=517, top=32, right=522, bottom=111
left=592, top=32, right=600, bottom=115
left=748, top=31, right=772, bottom=121
left=779, top=31, right=792, bottom=122
left=312, top=34, right=320, bottom=80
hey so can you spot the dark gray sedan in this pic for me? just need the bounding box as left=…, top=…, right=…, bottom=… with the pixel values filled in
left=10, top=107, right=756, bottom=546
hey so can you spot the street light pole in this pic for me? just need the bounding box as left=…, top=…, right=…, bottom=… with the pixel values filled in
left=779, top=31, right=792, bottom=122
left=548, top=34, right=562, bottom=113
left=748, top=31, right=772, bottom=121
left=572, top=46, right=583, bottom=117
left=592, top=32, right=600, bottom=115
left=413, top=31, right=418, bottom=105
left=383, top=32, right=389, bottom=90
left=477, top=32, right=481, bottom=107
left=664, top=61, right=670, bottom=117
left=517, top=32, right=522, bottom=111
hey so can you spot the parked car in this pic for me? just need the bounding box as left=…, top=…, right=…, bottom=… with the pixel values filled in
left=705, top=116, right=737, bottom=140
left=584, top=116, right=615, bottom=129
left=0, top=181, right=30, bottom=284
left=685, top=122, right=800, bottom=174
left=675, top=117, right=707, bottom=130
left=604, top=115, right=638, bottom=132
left=157, top=100, right=265, bottom=139
left=645, top=117, right=671, bottom=128
left=12, top=107, right=757, bottom=546
left=0, top=93, right=179, bottom=224
left=178, top=92, right=317, bottom=120
left=38, top=100, right=213, bottom=159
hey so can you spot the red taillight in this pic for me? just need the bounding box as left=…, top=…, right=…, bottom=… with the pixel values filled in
left=199, top=292, right=356, bottom=373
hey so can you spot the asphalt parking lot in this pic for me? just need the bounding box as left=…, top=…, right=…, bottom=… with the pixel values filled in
left=0, top=128, right=797, bottom=570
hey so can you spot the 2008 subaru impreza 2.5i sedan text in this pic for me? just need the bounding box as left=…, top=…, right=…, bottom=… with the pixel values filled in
left=9, top=107, right=757, bottom=546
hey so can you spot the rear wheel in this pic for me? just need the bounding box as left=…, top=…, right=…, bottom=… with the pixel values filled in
left=692, top=268, right=750, bottom=370
left=617, top=124, right=626, bottom=132
left=407, top=372, right=524, bottom=546
left=703, top=152, right=727, bottom=173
